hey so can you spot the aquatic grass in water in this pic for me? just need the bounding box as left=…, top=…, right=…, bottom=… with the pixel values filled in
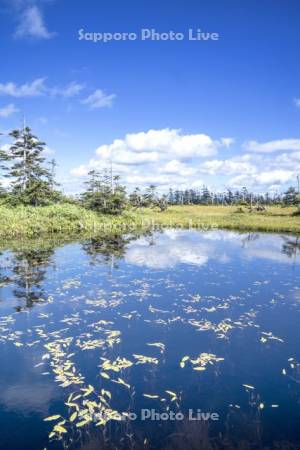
left=0, top=229, right=299, bottom=449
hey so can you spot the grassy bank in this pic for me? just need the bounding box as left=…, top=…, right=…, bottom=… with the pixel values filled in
left=1, top=204, right=300, bottom=239
left=138, top=205, right=300, bottom=233
left=0, top=204, right=135, bottom=238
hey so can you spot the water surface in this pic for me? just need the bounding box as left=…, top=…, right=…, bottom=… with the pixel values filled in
left=0, top=230, right=300, bottom=449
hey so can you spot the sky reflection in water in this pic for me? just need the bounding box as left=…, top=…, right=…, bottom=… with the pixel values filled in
left=0, top=230, right=299, bottom=449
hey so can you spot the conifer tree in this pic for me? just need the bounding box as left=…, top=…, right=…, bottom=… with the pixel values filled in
left=143, top=185, right=157, bottom=206
left=81, top=169, right=127, bottom=214
left=283, top=187, right=298, bottom=206
left=129, top=187, right=143, bottom=208
left=7, top=126, right=55, bottom=205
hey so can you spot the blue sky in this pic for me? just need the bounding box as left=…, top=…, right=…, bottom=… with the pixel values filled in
left=0, top=0, right=300, bottom=194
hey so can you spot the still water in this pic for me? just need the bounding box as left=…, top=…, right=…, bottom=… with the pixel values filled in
left=0, top=229, right=300, bottom=450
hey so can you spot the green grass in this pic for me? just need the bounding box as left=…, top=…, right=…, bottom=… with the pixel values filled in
left=0, top=204, right=300, bottom=239
left=134, top=205, right=300, bottom=233
left=0, top=204, right=137, bottom=238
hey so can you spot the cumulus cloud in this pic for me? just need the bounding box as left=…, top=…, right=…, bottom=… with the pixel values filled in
left=200, top=157, right=257, bottom=176
left=159, top=159, right=198, bottom=176
left=14, top=5, right=56, bottom=40
left=81, top=89, right=116, bottom=109
left=230, top=169, right=295, bottom=189
left=95, top=129, right=228, bottom=161
left=0, top=103, right=19, bottom=118
left=68, top=127, right=300, bottom=192
left=244, top=139, right=300, bottom=153
left=256, top=169, right=294, bottom=184
left=70, top=129, right=233, bottom=188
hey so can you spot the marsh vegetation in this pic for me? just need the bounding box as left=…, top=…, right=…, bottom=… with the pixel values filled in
left=0, top=230, right=300, bottom=449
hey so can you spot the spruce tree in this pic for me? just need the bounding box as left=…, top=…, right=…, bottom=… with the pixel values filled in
left=202, top=186, right=212, bottom=205
left=8, top=126, right=55, bottom=205
left=143, top=185, right=157, bottom=206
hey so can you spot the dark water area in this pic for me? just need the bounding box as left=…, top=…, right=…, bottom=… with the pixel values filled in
left=0, top=229, right=300, bottom=450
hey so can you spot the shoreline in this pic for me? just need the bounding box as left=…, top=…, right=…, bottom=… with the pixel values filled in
left=1, top=204, right=300, bottom=240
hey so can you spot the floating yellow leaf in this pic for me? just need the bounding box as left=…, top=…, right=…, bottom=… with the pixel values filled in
left=53, top=425, right=67, bottom=433
left=143, top=394, right=159, bottom=399
left=44, top=415, right=61, bottom=422
left=81, top=385, right=94, bottom=396
left=100, top=372, right=110, bottom=379
left=76, top=418, right=92, bottom=427
left=70, top=412, right=77, bottom=422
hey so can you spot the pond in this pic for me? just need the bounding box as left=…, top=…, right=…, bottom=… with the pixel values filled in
left=0, top=229, right=300, bottom=449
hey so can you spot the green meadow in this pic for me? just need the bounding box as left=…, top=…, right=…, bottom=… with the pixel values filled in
left=1, top=204, right=300, bottom=239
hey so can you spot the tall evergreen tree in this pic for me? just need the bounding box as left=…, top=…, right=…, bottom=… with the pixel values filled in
left=143, top=185, right=157, bottom=206
left=7, top=126, right=55, bottom=205
left=0, top=147, right=9, bottom=172
left=168, top=188, right=175, bottom=204
left=202, top=186, right=212, bottom=204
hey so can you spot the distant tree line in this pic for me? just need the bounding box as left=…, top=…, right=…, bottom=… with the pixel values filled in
left=0, top=125, right=299, bottom=214
left=167, top=186, right=286, bottom=206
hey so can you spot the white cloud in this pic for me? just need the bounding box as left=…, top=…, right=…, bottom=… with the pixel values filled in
left=256, top=169, right=294, bottom=184
left=70, top=129, right=233, bottom=189
left=230, top=170, right=294, bottom=189
left=70, top=165, right=89, bottom=177
left=244, top=138, right=300, bottom=153
left=220, top=137, right=235, bottom=147
left=0, top=79, right=85, bottom=98
left=201, top=158, right=257, bottom=176
left=14, top=5, right=56, bottom=40
left=68, top=128, right=300, bottom=193
left=0, top=78, right=46, bottom=97
left=159, top=159, right=198, bottom=176
left=82, top=89, right=116, bottom=109
left=0, top=103, right=19, bottom=118
left=121, top=129, right=227, bottom=158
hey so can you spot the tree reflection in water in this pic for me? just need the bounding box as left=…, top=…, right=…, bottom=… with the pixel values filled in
left=281, top=236, right=300, bottom=259
left=11, top=247, right=55, bottom=310
left=82, top=232, right=154, bottom=270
